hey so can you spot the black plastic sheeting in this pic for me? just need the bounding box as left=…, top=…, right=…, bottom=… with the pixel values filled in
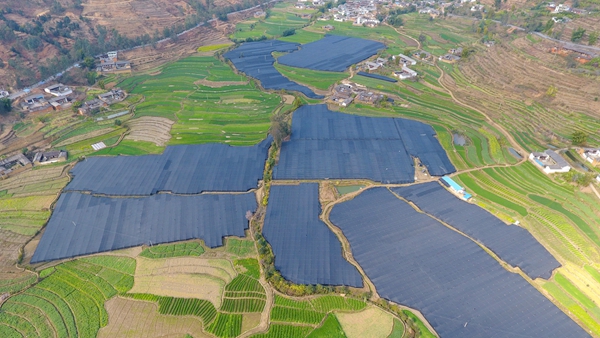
left=330, top=187, right=589, bottom=338
left=278, top=35, right=385, bottom=72
left=273, top=105, right=455, bottom=182
left=392, top=182, right=561, bottom=280
left=65, top=138, right=271, bottom=195
left=356, top=71, right=397, bottom=82
left=223, top=40, right=323, bottom=98
left=31, top=192, right=256, bottom=263
left=262, top=184, right=363, bottom=287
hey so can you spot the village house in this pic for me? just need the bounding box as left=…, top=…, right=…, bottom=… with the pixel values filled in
left=323, top=24, right=335, bottom=31
left=98, top=88, right=127, bottom=105
left=0, top=153, right=32, bottom=178
left=33, top=151, right=68, bottom=165
left=439, top=54, right=461, bottom=63
left=393, top=54, right=417, bottom=66
left=44, top=83, right=72, bottom=97
left=413, top=50, right=431, bottom=59
left=20, top=94, right=53, bottom=113
left=393, top=66, right=417, bottom=80
left=577, top=148, right=600, bottom=167
left=529, top=150, right=571, bottom=174
left=355, top=91, right=384, bottom=105
left=97, top=51, right=132, bottom=74
left=48, top=96, right=72, bottom=111
left=0, top=90, right=8, bottom=98
left=364, top=61, right=381, bottom=71
left=78, top=99, right=107, bottom=115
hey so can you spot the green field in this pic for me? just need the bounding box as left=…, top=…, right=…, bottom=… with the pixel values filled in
left=121, top=56, right=282, bottom=146
left=274, top=63, right=348, bottom=90
left=139, top=241, right=205, bottom=259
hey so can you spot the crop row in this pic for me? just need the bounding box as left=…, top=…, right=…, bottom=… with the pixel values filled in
left=139, top=242, right=205, bottom=259
left=207, top=312, right=242, bottom=338
left=225, top=274, right=264, bottom=293
left=124, top=293, right=217, bottom=325
left=221, top=297, right=266, bottom=313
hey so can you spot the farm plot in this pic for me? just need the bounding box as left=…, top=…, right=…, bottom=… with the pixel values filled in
left=273, top=63, right=348, bottom=91
left=393, top=182, right=561, bottom=279
left=31, top=192, right=257, bottom=263
left=278, top=35, right=385, bottom=72
left=221, top=259, right=266, bottom=314
left=274, top=105, right=455, bottom=183
left=265, top=294, right=367, bottom=336
left=140, top=241, right=205, bottom=259
left=121, top=56, right=282, bottom=146
left=98, top=297, right=209, bottom=338
left=0, top=256, right=135, bottom=338
left=0, top=166, right=68, bottom=278
left=263, top=184, right=363, bottom=287
left=231, top=2, right=315, bottom=41
left=329, top=187, right=588, bottom=338
left=125, top=116, right=174, bottom=146
left=336, top=306, right=395, bottom=338
left=65, top=137, right=270, bottom=195
left=130, top=257, right=233, bottom=307
left=224, top=40, right=322, bottom=98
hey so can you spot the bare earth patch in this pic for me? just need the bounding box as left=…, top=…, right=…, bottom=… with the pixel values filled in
left=241, top=313, right=262, bottom=333
left=337, top=306, right=394, bottom=338
left=194, top=79, right=248, bottom=88
left=125, top=116, right=175, bottom=146
left=282, top=94, right=295, bottom=104
left=99, top=297, right=211, bottom=338
left=130, top=257, right=236, bottom=307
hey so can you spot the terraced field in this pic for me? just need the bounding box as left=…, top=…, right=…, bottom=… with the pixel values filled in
left=0, top=256, right=135, bottom=338
left=120, top=56, right=282, bottom=146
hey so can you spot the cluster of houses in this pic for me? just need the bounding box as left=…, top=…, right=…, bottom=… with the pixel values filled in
left=392, top=54, right=418, bottom=79
left=439, top=47, right=462, bottom=63
left=0, top=150, right=67, bottom=178
left=18, top=83, right=75, bottom=113
left=546, top=2, right=587, bottom=15
left=329, top=82, right=385, bottom=107
left=327, top=0, right=381, bottom=27
left=78, top=88, right=127, bottom=115
left=96, top=51, right=131, bottom=74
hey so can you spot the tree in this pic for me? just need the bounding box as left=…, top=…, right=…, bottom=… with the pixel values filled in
left=85, top=71, right=97, bottom=85
left=82, top=56, right=95, bottom=70
left=114, top=119, right=122, bottom=126
left=418, top=33, right=427, bottom=45
left=0, top=98, right=11, bottom=115
left=571, top=27, right=586, bottom=42
left=388, top=15, right=404, bottom=27
left=571, top=131, right=587, bottom=145
left=494, top=0, right=502, bottom=9
left=269, top=112, right=291, bottom=147
left=98, top=80, right=105, bottom=90
left=282, top=28, right=295, bottom=37
left=588, top=31, right=598, bottom=46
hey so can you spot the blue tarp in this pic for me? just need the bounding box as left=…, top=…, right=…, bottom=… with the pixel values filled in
left=223, top=40, right=323, bottom=98
left=278, top=35, right=385, bottom=72
left=330, top=187, right=588, bottom=338
left=65, top=137, right=271, bottom=195
left=274, top=105, right=455, bottom=182
left=392, top=182, right=561, bottom=279
left=356, top=71, right=397, bottom=82
left=263, top=184, right=363, bottom=287
left=31, top=192, right=257, bottom=263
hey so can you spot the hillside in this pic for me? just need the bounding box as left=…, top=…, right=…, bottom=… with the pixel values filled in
left=0, top=0, right=266, bottom=89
